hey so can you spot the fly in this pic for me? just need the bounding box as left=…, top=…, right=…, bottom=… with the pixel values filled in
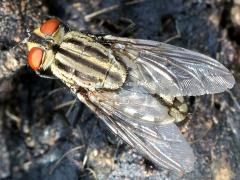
left=26, top=18, right=235, bottom=174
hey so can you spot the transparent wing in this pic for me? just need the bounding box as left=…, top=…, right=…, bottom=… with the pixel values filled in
left=83, top=83, right=195, bottom=174
left=100, top=35, right=235, bottom=96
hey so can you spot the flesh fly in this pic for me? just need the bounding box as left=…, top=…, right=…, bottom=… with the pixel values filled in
left=26, top=18, right=235, bottom=174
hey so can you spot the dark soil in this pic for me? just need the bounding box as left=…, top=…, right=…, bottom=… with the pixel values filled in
left=0, top=0, right=239, bottom=179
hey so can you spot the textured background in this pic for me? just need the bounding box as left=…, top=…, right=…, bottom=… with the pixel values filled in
left=0, top=0, right=239, bottom=179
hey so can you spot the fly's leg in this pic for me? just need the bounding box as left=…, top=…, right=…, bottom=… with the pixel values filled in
left=163, top=19, right=181, bottom=43
left=118, top=17, right=136, bottom=36
left=35, top=71, right=56, bottom=79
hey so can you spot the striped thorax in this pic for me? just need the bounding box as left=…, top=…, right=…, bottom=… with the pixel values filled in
left=27, top=19, right=127, bottom=91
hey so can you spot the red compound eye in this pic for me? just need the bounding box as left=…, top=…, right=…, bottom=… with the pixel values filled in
left=40, top=18, right=60, bottom=36
left=27, top=47, right=43, bottom=70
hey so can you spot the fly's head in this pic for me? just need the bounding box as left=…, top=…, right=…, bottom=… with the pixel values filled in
left=27, top=18, right=65, bottom=71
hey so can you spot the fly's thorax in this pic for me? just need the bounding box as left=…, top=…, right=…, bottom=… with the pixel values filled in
left=159, top=95, right=188, bottom=123
left=51, top=31, right=127, bottom=91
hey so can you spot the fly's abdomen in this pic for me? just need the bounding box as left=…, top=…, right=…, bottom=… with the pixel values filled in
left=50, top=31, right=127, bottom=90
